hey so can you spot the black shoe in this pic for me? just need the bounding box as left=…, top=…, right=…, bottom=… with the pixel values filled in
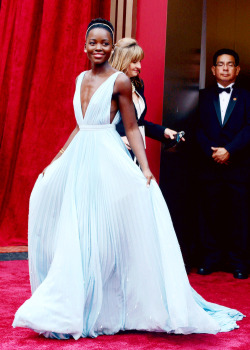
left=233, top=270, right=248, bottom=279
left=197, top=266, right=213, bottom=275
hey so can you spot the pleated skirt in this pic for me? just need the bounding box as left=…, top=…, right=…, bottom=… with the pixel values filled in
left=13, top=126, right=244, bottom=339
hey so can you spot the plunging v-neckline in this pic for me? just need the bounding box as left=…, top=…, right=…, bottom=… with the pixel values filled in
left=80, top=71, right=118, bottom=121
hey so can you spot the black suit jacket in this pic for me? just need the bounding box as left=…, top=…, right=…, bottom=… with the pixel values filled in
left=196, top=85, right=250, bottom=181
left=116, top=83, right=166, bottom=143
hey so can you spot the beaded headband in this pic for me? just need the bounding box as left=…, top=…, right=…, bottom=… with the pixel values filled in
left=86, top=23, right=114, bottom=37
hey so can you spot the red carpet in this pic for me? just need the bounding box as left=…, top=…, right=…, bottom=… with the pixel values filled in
left=0, top=260, right=249, bottom=350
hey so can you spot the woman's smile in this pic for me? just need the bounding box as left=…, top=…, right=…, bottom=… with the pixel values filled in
left=85, top=28, right=113, bottom=65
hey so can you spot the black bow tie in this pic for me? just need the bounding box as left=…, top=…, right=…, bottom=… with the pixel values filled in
left=217, top=87, right=231, bottom=94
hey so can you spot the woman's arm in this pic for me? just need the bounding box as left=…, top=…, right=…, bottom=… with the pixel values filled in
left=136, top=87, right=180, bottom=142
left=143, top=120, right=178, bottom=142
left=51, top=124, right=79, bottom=162
left=43, top=124, right=79, bottom=174
left=116, top=75, right=155, bottom=185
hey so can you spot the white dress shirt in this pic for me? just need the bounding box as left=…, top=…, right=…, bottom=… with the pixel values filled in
left=217, top=82, right=234, bottom=123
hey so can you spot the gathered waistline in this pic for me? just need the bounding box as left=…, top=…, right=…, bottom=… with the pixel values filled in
left=79, top=124, right=115, bottom=131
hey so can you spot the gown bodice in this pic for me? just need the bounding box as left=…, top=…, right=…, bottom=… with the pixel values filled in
left=73, top=71, right=122, bottom=127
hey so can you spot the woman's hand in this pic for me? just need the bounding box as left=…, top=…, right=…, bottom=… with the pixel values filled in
left=164, top=128, right=177, bottom=139
left=142, top=168, right=156, bottom=187
left=42, top=167, right=47, bottom=176
left=164, top=128, right=185, bottom=142
left=42, top=165, right=50, bottom=176
left=121, top=136, right=131, bottom=150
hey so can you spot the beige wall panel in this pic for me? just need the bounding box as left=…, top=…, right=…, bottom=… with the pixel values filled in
left=116, top=0, right=125, bottom=41
left=125, top=0, right=133, bottom=37
left=206, top=0, right=250, bottom=87
left=110, top=0, right=117, bottom=30
left=110, top=0, right=137, bottom=42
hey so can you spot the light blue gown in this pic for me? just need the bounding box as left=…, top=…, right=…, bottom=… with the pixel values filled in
left=13, top=71, right=244, bottom=339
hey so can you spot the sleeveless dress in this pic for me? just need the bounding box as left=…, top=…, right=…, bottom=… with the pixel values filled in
left=13, top=71, right=244, bottom=340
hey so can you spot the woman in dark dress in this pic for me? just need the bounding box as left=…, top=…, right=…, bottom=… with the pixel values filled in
left=110, top=38, right=183, bottom=161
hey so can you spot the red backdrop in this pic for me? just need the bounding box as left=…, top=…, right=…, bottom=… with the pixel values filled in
left=0, top=0, right=111, bottom=246
left=136, top=0, right=168, bottom=181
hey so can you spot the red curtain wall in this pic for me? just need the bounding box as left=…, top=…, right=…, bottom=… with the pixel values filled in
left=0, top=0, right=111, bottom=246
left=136, top=0, right=168, bottom=181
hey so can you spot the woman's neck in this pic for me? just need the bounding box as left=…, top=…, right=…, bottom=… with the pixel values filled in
left=90, top=61, right=112, bottom=75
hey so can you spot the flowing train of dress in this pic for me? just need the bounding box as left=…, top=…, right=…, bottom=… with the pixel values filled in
left=13, top=72, right=244, bottom=339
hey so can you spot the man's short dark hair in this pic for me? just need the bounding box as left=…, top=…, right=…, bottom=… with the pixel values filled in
left=213, top=49, right=239, bottom=66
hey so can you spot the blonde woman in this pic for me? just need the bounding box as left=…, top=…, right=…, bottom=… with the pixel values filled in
left=110, top=38, right=182, bottom=161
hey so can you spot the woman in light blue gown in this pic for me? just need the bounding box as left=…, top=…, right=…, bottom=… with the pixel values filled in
left=13, top=18, right=244, bottom=340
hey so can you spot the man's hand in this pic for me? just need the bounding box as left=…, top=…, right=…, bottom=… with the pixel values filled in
left=211, top=147, right=230, bottom=164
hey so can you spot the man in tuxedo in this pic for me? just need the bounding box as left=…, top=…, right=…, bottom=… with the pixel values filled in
left=196, top=49, right=250, bottom=279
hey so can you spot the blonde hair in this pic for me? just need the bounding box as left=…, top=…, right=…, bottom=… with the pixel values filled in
left=109, top=38, right=144, bottom=74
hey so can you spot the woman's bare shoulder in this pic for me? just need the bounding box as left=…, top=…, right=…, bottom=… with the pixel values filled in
left=75, top=70, right=90, bottom=85
left=114, top=73, right=132, bottom=94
